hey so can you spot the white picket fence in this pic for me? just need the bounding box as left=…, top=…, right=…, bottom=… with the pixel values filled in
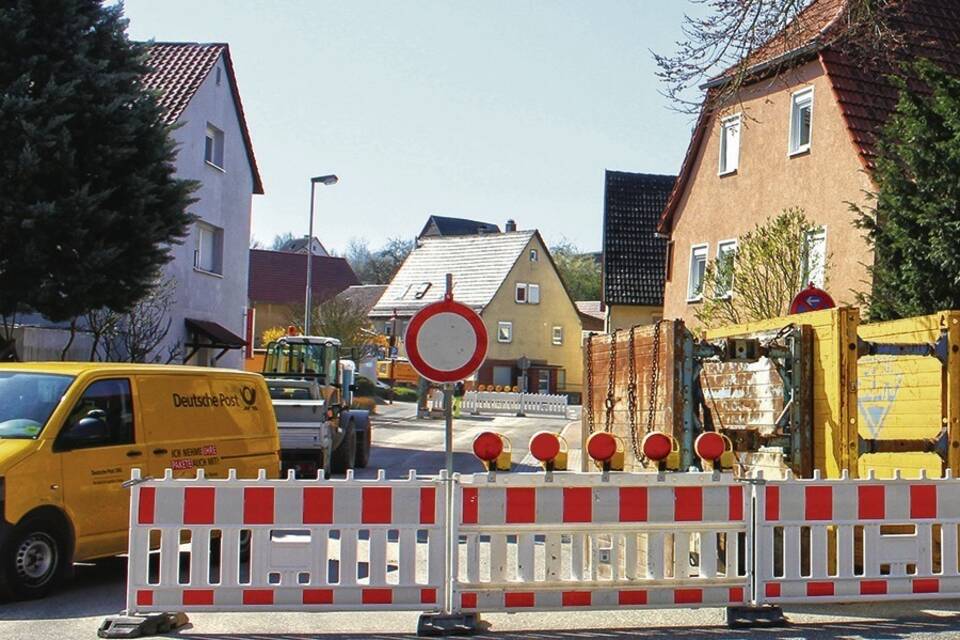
left=431, top=391, right=569, bottom=417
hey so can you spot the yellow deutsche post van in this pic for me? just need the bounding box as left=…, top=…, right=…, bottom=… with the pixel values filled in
left=0, top=363, right=280, bottom=599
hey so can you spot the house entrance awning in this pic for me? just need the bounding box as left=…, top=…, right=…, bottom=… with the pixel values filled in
left=184, top=318, right=246, bottom=363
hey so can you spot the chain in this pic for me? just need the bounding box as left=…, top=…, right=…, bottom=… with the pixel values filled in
left=585, top=334, right=595, bottom=434
left=604, top=329, right=618, bottom=432
left=627, top=326, right=640, bottom=458
left=644, top=320, right=663, bottom=447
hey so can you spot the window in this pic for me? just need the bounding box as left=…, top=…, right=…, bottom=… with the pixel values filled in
left=552, top=326, right=563, bottom=345
left=57, top=379, right=134, bottom=450
left=515, top=283, right=527, bottom=303
left=538, top=370, right=550, bottom=394
left=715, top=240, right=737, bottom=298
left=413, top=282, right=432, bottom=299
left=497, top=321, right=513, bottom=343
left=492, top=366, right=512, bottom=387
left=205, top=123, right=225, bottom=169
left=215, top=66, right=222, bottom=86
left=789, top=88, right=813, bottom=155
left=803, top=227, right=827, bottom=288
left=528, top=284, right=540, bottom=304
left=687, top=244, right=708, bottom=301
left=530, top=249, right=539, bottom=262
left=194, top=222, right=224, bottom=274
left=557, top=369, right=566, bottom=390
left=719, top=114, right=740, bottom=174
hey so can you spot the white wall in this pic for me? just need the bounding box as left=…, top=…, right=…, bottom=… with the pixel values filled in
left=161, top=55, right=256, bottom=369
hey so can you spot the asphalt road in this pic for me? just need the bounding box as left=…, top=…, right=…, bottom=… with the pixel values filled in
left=4, top=403, right=960, bottom=638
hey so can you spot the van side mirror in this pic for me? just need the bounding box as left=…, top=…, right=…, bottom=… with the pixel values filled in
left=61, top=410, right=110, bottom=448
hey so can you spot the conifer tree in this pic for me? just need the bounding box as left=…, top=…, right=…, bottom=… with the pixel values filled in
left=855, top=60, right=960, bottom=320
left=0, top=0, right=195, bottom=355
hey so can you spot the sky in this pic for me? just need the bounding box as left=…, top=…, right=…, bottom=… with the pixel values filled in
left=122, top=0, right=700, bottom=254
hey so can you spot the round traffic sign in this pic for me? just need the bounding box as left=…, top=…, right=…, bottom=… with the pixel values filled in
left=405, top=297, right=487, bottom=383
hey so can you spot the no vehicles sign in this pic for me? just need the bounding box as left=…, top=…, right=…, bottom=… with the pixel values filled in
left=405, top=297, right=487, bottom=383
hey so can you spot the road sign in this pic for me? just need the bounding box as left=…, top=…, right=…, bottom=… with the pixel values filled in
left=405, top=295, right=487, bottom=383
left=790, top=283, right=836, bottom=314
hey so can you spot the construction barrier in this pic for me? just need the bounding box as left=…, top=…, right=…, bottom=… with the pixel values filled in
left=755, top=469, right=960, bottom=604
left=431, top=391, right=569, bottom=417
left=453, top=470, right=748, bottom=612
left=123, top=468, right=446, bottom=614
left=104, top=463, right=960, bottom=636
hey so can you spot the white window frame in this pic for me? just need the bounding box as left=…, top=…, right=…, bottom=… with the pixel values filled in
left=205, top=123, right=225, bottom=170
left=497, top=321, right=513, bottom=343
left=789, top=88, right=814, bottom=156
left=552, top=325, right=563, bottom=345
left=802, top=226, right=827, bottom=288
left=515, top=283, right=527, bottom=304
left=687, top=243, right=709, bottom=302
left=194, top=222, right=223, bottom=275
left=715, top=239, right=738, bottom=298
left=718, top=113, right=741, bottom=175
left=528, top=283, right=540, bottom=304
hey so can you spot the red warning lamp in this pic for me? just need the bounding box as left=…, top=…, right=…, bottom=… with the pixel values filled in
left=472, top=431, right=504, bottom=462
left=528, top=431, right=567, bottom=471
left=642, top=432, right=673, bottom=462
left=695, top=431, right=726, bottom=461
left=587, top=432, right=618, bottom=462
left=287, top=325, right=301, bottom=336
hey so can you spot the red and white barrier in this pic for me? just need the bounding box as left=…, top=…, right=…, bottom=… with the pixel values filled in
left=125, top=468, right=446, bottom=614
left=453, top=471, right=750, bottom=613
left=755, top=469, right=960, bottom=605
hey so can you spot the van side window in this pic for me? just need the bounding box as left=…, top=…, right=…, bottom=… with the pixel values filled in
left=58, top=379, right=135, bottom=449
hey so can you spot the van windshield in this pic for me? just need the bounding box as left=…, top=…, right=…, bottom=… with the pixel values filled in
left=0, top=372, right=74, bottom=439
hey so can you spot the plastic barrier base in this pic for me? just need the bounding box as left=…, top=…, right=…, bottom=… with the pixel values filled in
left=98, top=612, right=189, bottom=638
left=726, top=605, right=787, bottom=629
left=417, top=612, right=480, bottom=636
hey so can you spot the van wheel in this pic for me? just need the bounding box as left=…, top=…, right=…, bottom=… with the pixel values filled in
left=0, top=515, right=68, bottom=600
left=330, top=422, right=357, bottom=475
left=355, top=426, right=371, bottom=469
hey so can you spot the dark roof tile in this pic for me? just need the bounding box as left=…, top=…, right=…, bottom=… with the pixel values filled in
left=248, top=249, right=360, bottom=305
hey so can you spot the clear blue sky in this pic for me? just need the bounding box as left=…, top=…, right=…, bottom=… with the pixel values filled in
left=123, top=0, right=699, bottom=254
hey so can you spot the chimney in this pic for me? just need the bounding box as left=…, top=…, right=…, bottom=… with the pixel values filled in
left=505, top=219, right=517, bottom=232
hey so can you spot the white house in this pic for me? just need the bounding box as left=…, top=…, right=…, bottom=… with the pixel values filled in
left=142, top=42, right=264, bottom=368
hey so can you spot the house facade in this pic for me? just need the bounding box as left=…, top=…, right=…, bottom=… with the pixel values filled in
left=142, top=43, right=264, bottom=367
left=658, top=0, right=960, bottom=325
left=370, top=226, right=585, bottom=397
left=602, top=170, right=674, bottom=330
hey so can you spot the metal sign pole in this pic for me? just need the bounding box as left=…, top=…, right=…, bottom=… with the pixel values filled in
left=443, top=273, right=455, bottom=615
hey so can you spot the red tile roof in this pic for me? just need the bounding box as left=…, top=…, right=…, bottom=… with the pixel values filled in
left=660, top=0, right=960, bottom=233
left=142, top=43, right=264, bottom=194
left=248, top=249, right=361, bottom=306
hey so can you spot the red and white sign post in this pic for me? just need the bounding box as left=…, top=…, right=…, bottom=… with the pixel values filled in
left=405, top=274, right=487, bottom=620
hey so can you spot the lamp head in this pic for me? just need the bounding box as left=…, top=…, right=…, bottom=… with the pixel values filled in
left=311, top=174, right=339, bottom=186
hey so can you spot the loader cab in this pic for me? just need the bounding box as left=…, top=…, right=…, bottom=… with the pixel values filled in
left=263, top=335, right=342, bottom=388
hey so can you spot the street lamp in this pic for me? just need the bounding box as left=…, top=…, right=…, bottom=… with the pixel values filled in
left=304, top=174, right=339, bottom=335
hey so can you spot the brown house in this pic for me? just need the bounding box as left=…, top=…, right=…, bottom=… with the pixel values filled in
left=247, top=249, right=360, bottom=345
left=658, top=0, right=960, bottom=324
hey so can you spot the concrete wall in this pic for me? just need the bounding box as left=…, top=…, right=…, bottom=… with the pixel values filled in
left=162, top=53, right=255, bottom=368
left=662, top=60, right=874, bottom=326
left=481, top=235, right=584, bottom=393
left=606, top=304, right=663, bottom=332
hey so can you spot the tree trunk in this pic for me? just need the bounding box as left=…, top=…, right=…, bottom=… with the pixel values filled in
left=0, top=337, right=19, bottom=362
left=61, top=318, right=78, bottom=361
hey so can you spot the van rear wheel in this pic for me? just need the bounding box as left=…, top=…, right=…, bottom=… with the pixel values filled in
left=0, top=515, right=68, bottom=600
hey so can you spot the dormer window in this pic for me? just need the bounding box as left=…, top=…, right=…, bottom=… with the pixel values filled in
left=413, top=282, right=431, bottom=299
left=205, top=123, right=224, bottom=169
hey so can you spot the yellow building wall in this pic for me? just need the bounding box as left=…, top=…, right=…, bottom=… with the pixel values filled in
left=663, top=60, right=874, bottom=326
left=481, top=234, right=584, bottom=393
left=251, top=302, right=294, bottom=346
left=606, top=305, right=663, bottom=332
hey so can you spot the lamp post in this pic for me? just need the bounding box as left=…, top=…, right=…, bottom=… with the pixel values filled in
left=304, top=174, right=339, bottom=335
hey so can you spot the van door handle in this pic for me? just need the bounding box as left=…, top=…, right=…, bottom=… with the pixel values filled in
left=126, top=450, right=143, bottom=458
left=152, top=448, right=168, bottom=455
